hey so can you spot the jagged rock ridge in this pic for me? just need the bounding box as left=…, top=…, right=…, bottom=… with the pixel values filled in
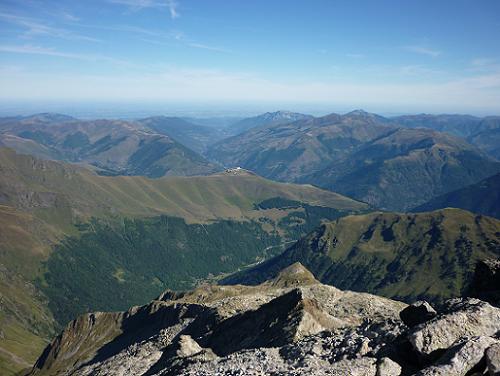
left=28, top=263, right=500, bottom=375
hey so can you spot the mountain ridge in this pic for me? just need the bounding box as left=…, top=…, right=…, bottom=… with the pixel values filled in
left=223, top=208, right=500, bottom=304
left=413, top=172, right=500, bottom=218
left=26, top=262, right=500, bottom=376
left=208, top=111, right=500, bottom=210
left=0, top=115, right=220, bottom=178
left=227, top=110, right=314, bottom=135
left=26, top=263, right=407, bottom=376
left=0, top=146, right=367, bottom=374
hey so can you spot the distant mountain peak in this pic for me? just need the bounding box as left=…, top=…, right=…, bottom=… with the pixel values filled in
left=260, top=110, right=312, bottom=122
left=341, top=109, right=391, bottom=125
left=346, top=109, right=370, bottom=116
left=269, top=262, right=318, bottom=288
left=343, top=109, right=384, bottom=119
left=23, top=113, right=76, bottom=123
left=227, top=110, right=313, bottom=135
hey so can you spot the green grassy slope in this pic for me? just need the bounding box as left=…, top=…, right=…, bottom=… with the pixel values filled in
left=0, top=147, right=365, bottom=223
left=309, top=128, right=500, bottom=211
left=0, top=264, right=54, bottom=376
left=39, top=216, right=281, bottom=325
left=0, top=115, right=220, bottom=178
left=0, top=147, right=366, bottom=375
left=207, top=111, right=392, bottom=182
left=208, top=111, right=500, bottom=211
left=224, top=208, right=500, bottom=304
left=413, top=172, right=500, bottom=219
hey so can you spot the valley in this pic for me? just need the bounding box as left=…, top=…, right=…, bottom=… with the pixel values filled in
left=413, top=172, right=500, bottom=219
left=224, top=209, right=500, bottom=304
left=208, top=110, right=500, bottom=211
left=27, top=262, right=500, bottom=376
left=0, top=108, right=499, bottom=376
left=3, top=1, right=500, bottom=374
left=0, top=146, right=366, bottom=375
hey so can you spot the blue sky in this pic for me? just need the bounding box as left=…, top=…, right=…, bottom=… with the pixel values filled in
left=1, top=0, right=500, bottom=114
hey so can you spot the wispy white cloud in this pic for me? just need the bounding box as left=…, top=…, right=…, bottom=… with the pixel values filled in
left=404, top=45, right=441, bottom=57
left=108, top=0, right=180, bottom=19
left=167, top=30, right=229, bottom=53
left=346, top=53, right=365, bottom=58
left=0, top=44, right=132, bottom=66
left=139, top=38, right=227, bottom=53
left=166, top=0, right=179, bottom=19
left=0, top=64, right=25, bottom=74
left=471, top=57, right=497, bottom=67
left=77, top=23, right=165, bottom=38
left=58, top=11, right=80, bottom=22
left=0, top=12, right=99, bottom=42
left=187, top=42, right=229, bottom=53
left=398, top=65, right=443, bottom=76
left=0, top=44, right=79, bottom=58
left=138, top=37, right=171, bottom=46
left=57, top=21, right=228, bottom=53
left=170, top=30, right=185, bottom=40
left=467, top=58, right=500, bottom=76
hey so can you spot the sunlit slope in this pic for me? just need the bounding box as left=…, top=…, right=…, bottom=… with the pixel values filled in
left=0, top=114, right=220, bottom=178
left=0, top=147, right=366, bottom=223
left=208, top=111, right=500, bottom=211
left=0, top=147, right=367, bottom=375
left=225, top=208, right=500, bottom=303
left=0, top=207, right=57, bottom=376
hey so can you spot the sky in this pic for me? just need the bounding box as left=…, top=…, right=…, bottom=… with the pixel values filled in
left=1, top=0, right=500, bottom=115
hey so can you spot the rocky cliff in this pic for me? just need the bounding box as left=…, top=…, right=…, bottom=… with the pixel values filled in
left=27, top=263, right=500, bottom=375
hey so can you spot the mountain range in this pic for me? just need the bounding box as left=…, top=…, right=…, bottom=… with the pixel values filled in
left=227, top=110, right=313, bottom=135
left=224, top=208, right=500, bottom=304
left=208, top=110, right=500, bottom=210
left=0, top=114, right=219, bottom=178
left=0, top=147, right=366, bottom=375
left=413, top=172, right=500, bottom=218
left=1, top=108, right=500, bottom=375
left=2, top=110, right=499, bottom=212
left=392, top=114, right=500, bottom=159
left=207, top=111, right=396, bottom=181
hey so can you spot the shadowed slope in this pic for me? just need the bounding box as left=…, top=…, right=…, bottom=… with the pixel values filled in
left=224, top=209, right=500, bottom=304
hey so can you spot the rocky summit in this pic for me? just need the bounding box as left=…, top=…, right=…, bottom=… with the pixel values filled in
left=27, top=263, right=500, bottom=376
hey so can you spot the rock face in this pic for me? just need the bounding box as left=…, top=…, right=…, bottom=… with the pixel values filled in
left=377, top=357, right=402, bottom=376
left=468, top=258, right=500, bottom=306
left=400, top=301, right=437, bottom=328
left=409, top=298, right=500, bottom=357
left=27, top=263, right=500, bottom=376
left=415, top=336, right=499, bottom=376
left=486, top=343, right=500, bottom=375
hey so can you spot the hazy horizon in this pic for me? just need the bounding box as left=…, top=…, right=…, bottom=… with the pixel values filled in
left=1, top=99, right=500, bottom=120
left=1, top=0, right=500, bottom=113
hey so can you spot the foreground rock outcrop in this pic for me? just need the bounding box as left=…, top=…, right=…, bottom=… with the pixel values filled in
left=468, top=258, right=500, bottom=306
left=27, top=263, right=500, bottom=375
